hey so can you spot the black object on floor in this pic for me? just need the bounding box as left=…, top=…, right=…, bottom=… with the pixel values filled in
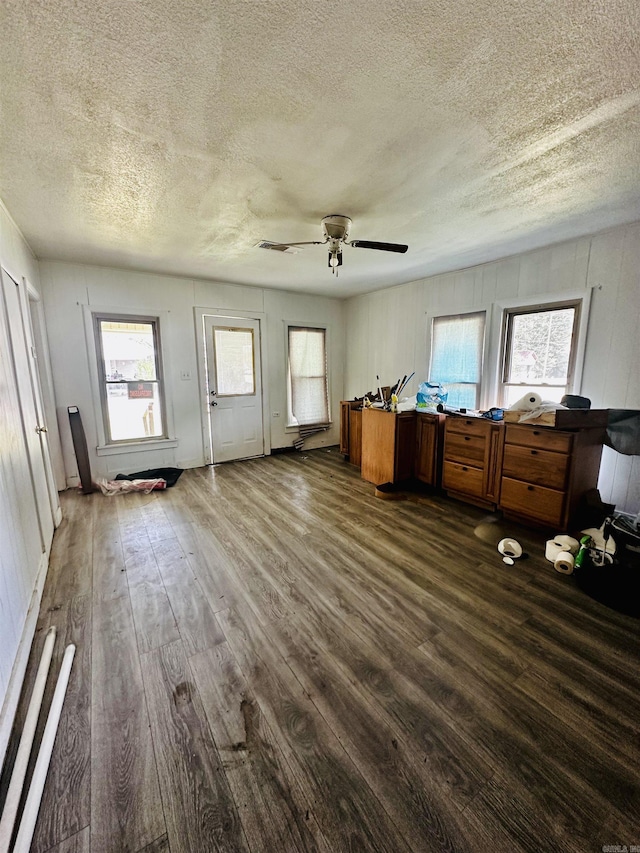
left=68, top=406, right=94, bottom=494
left=115, top=467, right=184, bottom=487
left=575, top=562, right=639, bottom=619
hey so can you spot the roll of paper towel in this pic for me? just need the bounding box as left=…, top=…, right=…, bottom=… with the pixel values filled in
left=545, top=536, right=580, bottom=562
left=509, top=392, right=542, bottom=411
left=554, top=551, right=575, bottom=574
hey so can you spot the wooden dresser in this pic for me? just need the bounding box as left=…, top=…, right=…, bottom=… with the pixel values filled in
left=499, top=423, right=605, bottom=529
left=442, top=416, right=504, bottom=509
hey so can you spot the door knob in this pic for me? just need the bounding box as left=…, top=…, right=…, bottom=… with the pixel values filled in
left=210, top=400, right=217, bottom=407
left=35, top=426, right=48, bottom=434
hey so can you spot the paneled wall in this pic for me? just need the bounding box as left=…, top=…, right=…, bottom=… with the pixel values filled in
left=39, top=262, right=345, bottom=483
left=0, top=203, right=56, bottom=764
left=345, top=222, right=640, bottom=514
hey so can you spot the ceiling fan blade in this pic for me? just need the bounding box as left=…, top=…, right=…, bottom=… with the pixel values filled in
left=256, top=240, right=326, bottom=251
left=349, top=240, right=408, bottom=253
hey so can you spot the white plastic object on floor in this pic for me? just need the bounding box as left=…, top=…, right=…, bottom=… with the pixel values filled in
left=12, top=643, right=76, bottom=853
left=0, top=626, right=57, bottom=853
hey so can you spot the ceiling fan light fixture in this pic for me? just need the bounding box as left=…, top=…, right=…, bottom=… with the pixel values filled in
left=328, top=250, right=342, bottom=274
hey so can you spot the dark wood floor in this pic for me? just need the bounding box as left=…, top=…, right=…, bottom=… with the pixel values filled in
left=2, top=448, right=639, bottom=853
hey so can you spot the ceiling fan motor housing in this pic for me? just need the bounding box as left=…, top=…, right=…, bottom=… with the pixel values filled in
left=322, top=214, right=352, bottom=242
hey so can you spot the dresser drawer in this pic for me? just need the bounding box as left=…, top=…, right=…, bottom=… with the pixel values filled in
left=505, top=424, right=573, bottom=454
left=444, top=432, right=486, bottom=466
left=502, top=444, right=569, bottom=490
left=500, top=477, right=565, bottom=527
left=443, top=461, right=484, bottom=499
left=446, top=417, right=488, bottom=438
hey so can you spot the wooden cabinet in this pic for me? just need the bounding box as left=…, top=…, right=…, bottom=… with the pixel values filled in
left=442, top=416, right=504, bottom=509
left=349, top=409, right=362, bottom=467
left=499, top=423, right=605, bottom=529
left=339, top=401, right=350, bottom=455
left=415, top=412, right=445, bottom=487
left=339, top=401, right=362, bottom=467
left=361, top=409, right=416, bottom=486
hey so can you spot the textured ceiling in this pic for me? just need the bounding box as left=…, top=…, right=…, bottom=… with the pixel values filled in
left=1, top=0, right=639, bottom=297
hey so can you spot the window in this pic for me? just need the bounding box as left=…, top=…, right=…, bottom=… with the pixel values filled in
left=213, top=326, right=256, bottom=396
left=429, top=312, right=485, bottom=409
left=287, top=326, right=329, bottom=426
left=94, top=314, right=167, bottom=443
left=501, top=300, right=581, bottom=407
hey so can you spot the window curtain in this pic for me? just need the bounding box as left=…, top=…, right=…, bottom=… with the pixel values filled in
left=430, top=312, right=485, bottom=408
left=288, top=327, right=329, bottom=426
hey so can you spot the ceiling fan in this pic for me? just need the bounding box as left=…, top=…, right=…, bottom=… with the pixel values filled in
left=257, top=214, right=408, bottom=275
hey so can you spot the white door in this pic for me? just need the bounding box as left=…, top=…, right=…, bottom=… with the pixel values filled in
left=0, top=270, right=55, bottom=552
left=204, top=316, right=264, bottom=463
left=26, top=289, right=62, bottom=525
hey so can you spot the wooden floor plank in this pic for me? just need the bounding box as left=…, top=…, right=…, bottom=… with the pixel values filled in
left=37, top=488, right=94, bottom=624
left=189, top=642, right=331, bottom=853
left=91, top=592, right=165, bottom=852
left=417, top=630, right=640, bottom=835
left=152, top=535, right=226, bottom=656
left=42, top=825, right=91, bottom=853
left=513, top=666, right=640, bottom=771
left=218, top=606, right=415, bottom=853
left=171, top=522, right=239, bottom=613
left=140, top=640, right=249, bottom=853
left=92, top=494, right=129, bottom=604
left=137, top=836, right=171, bottom=853
left=121, top=522, right=180, bottom=654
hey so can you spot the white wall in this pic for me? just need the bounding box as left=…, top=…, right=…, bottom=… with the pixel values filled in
left=39, top=262, right=345, bottom=482
left=0, top=202, right=58, bottom=765
left=345, top=222, right=640, bottom=514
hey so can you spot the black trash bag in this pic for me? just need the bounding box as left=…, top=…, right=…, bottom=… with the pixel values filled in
left=115, top=467, right=184, bottom=487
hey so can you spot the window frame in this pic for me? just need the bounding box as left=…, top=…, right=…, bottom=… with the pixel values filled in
left=428, top=310, right=487, bottom=410
left=92, top=311, right=170, bottom=447
left=499, top=298, right=583, bottom=406
left=286, top=323, right=331, bottom=428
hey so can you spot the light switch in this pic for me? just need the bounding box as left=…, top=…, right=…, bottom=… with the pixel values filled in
left=180, top=370, right=192, bottom=380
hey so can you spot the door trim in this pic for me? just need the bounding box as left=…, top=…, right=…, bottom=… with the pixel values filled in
left=194, top=307, right=271, bottom=465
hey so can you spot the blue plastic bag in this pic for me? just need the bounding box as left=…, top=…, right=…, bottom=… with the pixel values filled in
left=416, top=382, right=448, bottom=409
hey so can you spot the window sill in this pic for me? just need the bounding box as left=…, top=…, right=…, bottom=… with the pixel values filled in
left=96, top=438, right=178, bottom=456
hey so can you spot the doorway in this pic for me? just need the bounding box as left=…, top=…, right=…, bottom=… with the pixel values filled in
left=203, top=315, right=265, bottom=464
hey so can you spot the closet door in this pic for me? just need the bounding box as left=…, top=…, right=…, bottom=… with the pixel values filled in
left=1, top=269, right=55, bottom=554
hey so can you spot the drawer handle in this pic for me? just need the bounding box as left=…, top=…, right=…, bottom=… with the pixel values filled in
left=527, top=485, right=535, bottom=491
left=462, top=466, right=468, bottom=471
left=464, top=436, right=471, bottom=441
left=530, top=449, right=538, bottom=455
left=465, top=420, right=472, bottom=426
left=533, top=430, right=540, bottom=436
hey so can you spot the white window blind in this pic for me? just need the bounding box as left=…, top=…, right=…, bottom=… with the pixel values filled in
left=429, top=311, right=485, bottom=409
left=288, top=327, right=329, bottom=426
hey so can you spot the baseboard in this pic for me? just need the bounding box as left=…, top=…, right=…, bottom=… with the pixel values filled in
left=0, top=550, right=50, bottom=772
